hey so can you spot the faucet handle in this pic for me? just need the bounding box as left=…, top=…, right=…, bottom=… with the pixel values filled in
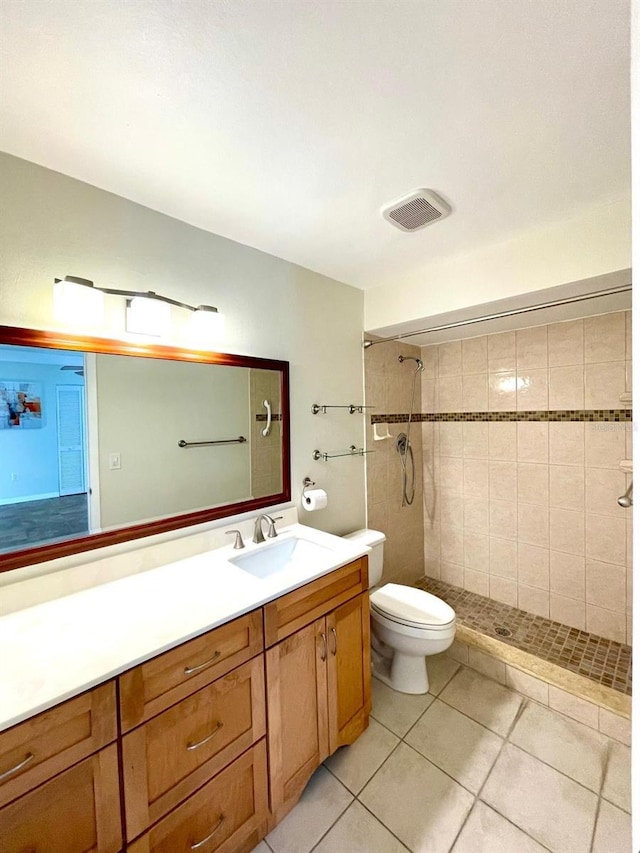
left=225, top=529, right=245, bottom=549
left=267, top=516, right=283, bottom=538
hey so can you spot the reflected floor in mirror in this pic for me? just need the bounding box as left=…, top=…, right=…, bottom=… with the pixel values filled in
left=0, top=494, right=88, bottom=553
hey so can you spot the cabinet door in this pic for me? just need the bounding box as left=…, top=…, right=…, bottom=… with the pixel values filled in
left=0, top=744, right=121, bottom=853
left=265, top=618, right=329, bottom=823
left=326, top=593, right=371, bottom=754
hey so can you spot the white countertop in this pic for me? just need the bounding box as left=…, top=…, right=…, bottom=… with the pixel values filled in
left=0, top=523, right=369, bottom=733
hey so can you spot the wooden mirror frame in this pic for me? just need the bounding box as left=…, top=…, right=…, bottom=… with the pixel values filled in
left=0, top=325, right=291, bottom=574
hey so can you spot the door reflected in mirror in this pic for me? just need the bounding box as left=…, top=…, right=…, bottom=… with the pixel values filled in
left=0, top=331, right=289, bottom=568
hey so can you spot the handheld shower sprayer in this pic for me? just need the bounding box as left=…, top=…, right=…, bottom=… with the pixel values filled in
left=618, top=480, right=633, bottom=508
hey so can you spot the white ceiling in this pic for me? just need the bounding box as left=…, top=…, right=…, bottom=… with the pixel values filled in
left=0, top=0, right=631, bottom=292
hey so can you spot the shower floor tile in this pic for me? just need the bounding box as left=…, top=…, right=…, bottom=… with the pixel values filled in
left=416, top=577, right=632, bottom=696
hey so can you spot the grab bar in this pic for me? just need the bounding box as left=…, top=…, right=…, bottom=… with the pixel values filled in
left=178, top=437, right=246, bottom=448
left=262, top=400, right=272, bottom=437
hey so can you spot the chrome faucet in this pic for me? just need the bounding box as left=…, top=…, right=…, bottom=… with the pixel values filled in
left=253, top=514, right=280, bottom=543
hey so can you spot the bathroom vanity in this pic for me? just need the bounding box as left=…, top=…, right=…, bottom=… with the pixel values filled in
left=0, top=527, right=371, bottom=852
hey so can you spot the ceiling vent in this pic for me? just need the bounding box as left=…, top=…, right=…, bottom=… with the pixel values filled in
left=382, top=189, right=451, bottom=232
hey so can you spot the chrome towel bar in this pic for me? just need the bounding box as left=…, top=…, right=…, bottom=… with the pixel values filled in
left=178, top=436, right=247, bottom=448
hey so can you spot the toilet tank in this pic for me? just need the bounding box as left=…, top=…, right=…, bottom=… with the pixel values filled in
left=343, top=529, right=386, bottom=587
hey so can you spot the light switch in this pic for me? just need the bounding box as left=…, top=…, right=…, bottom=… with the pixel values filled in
left=108, top=452, right=121, bottom=470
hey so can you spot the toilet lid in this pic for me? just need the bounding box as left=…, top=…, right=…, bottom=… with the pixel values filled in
left=370, top=583, right=455, bottom=628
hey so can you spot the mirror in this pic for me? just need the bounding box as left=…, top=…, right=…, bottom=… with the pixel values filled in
left=0, top=325, right=290, bottom=573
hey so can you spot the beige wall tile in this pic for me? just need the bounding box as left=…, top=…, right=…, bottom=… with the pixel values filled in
left=586, top=560, right=625, bottom=612
left=489, top=461, right=517, bottom=502
left=586, top=605, right=626, bottom=643
left=440, top=422, right=463, bottom=457
left=464, top=531, right=489, bottom=572
left=517, top=463, right=549, bottom=506
left=468, top=648, right=506, bottom=683
left=625, top=310, right=632, bottom=358
left=463, top=422, right=489, bottom=458
left=437, top=375, right=463, bottom=412
left=516, top=325, right=548, bottom=369
left=518, top=544, right=550, bottom=589
left=548, top=319, right=584, bottom=367
left=584, top=312, right=626, bottom=363
left=518, top=584, right=549, bottom=617
left=368, top=464, right=390, bottom=505
left=505, top=666, right=549, bottom=704
left=487, top=331, right=516, bottom=372
left=550, top=594, right=586, bottom=630
left=586, top=513, right=626, bottom=565
left=420, top=345, right=438, bottom=379
left=462, top=374, right=488, bottom=412
left=440, top=526, right=464, bottom=566
left=549, top=508, right=585, bottom=556
left=517, top=423, right=549, bottom=463
left=549, top=422, right=584, bottom=466
left=550, top=551, right=586, bottom=599
left=441, top=561, right=464, bottom=587
left=489, top=422, right=517, bottom=460
left=440, top=457, right=463, bottom=494
left=518, top=504, right=549, bottom=548
left=599, top=708, right=631, bottom=746
left=549, top=465, right=585, bottom=510
left=548, top=686, right=599, bottom=729
left=438, top=341, right=462, bottom=376
left=421, top=379, right=436, bottom=413
left=584, top=362, right=626, bottom=409
left=548, top=365, right=585, bottom=410
left=489, top=537, right=518, bottom=579
left=585, top=468, right=627, bottom=517
left=625, top=518, right=632, bottom=568
left=490, top=500, right=518, bottom=540
left=463, top=497, right=489, bottom=533
left=465, top=568, right=489, bottom=596
left=462, top=336, right=488, bottom=374
left=488, top=372, right=517, bottom=411
left=585, top=422, right=626, bottom=468
left=516, top=369, right=549, bottom=410
left=440, top=488, right=464, bottom=529
left=367, top=368, right=387, bottom=411
left=490, top=575, right=518, bottom=606
left=463, top=459, right=489, bottom=498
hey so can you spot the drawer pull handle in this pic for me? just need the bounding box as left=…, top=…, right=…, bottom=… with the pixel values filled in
left=0, top=751, right=35, bottom=783
left=330, top=627, right=338, bottom=656
left=184, top=650, right=221, bottom=676
left=191, top=815, right=225, bottom=849
left=186, top=721, right=224, bottom=751
left=320, top=632, right=327, bottom=661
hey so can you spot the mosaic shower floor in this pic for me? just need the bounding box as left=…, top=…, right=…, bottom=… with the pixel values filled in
left=417, top=577, right=632, bottom=696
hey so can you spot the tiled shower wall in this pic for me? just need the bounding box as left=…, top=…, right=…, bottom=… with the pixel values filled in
left=364, top=341, right=425, bottom=585
left=420, top=311, right=632, bottom=644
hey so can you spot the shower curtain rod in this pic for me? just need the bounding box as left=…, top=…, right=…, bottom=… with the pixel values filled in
left=362, top=283, right=632, bottom=348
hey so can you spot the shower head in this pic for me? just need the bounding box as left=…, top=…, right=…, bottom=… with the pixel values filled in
left=618, top=480, right=633, bottom=508
left=398, top=355, right=424, bottom=371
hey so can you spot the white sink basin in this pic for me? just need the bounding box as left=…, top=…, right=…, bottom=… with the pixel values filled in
left=229, top=535, right=334, bottom=579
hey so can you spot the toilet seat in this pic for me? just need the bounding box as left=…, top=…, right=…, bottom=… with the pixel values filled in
left=370, top=583, right=455, bottom=631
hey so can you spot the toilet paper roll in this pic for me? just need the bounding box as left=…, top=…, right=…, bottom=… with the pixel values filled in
left=302, top=488, right=328, bottom=512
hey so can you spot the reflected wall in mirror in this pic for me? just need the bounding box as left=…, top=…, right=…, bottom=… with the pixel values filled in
left=0, top=326, right=290, bottom=573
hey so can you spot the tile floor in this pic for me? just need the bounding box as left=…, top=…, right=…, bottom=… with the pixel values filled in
left=252, top=655, right=632, bottom=853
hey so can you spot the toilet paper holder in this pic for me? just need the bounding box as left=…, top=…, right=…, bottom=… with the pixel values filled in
left=302, top=477, right=316, bottom=497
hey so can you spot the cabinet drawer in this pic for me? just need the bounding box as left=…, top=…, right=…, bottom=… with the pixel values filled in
left=128, top=740, right=268, bottom=853
left=120, top=610, right=263, bottom=731
left=123, top=656, right=266, bottom=840
left=0, top=681, right=117, bottom=809
left=263, top=558, right=368, bottom=646
left=0, top=743, right=122, bottom=853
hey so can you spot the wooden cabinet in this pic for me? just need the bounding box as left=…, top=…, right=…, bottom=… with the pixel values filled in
left=0, top=557, right=370, bottom=852
left=0, top=744, right=122, bottom=853
left=265, top=563, right=370, bottom=822
left=122, top=656, right=266, bottom=840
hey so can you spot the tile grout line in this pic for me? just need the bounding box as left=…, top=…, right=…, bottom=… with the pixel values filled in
left=588, top=740, right=613, bottom=853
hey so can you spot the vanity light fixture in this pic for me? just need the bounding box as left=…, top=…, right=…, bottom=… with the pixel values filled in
left=53, top=276, right=223, bottom=340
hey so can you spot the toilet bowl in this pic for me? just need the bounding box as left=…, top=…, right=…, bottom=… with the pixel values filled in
left=343, top=529, right=456, bottom=694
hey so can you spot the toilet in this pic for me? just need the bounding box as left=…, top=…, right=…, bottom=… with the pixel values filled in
left=343, top=529, right=456, bottom=694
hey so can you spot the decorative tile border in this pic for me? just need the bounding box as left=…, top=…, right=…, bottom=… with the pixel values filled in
left=371, top=409, right=632, bottom=424
left=416, top=576, right=632, bottom=696
left=255, top=413, right=282, bottom=421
